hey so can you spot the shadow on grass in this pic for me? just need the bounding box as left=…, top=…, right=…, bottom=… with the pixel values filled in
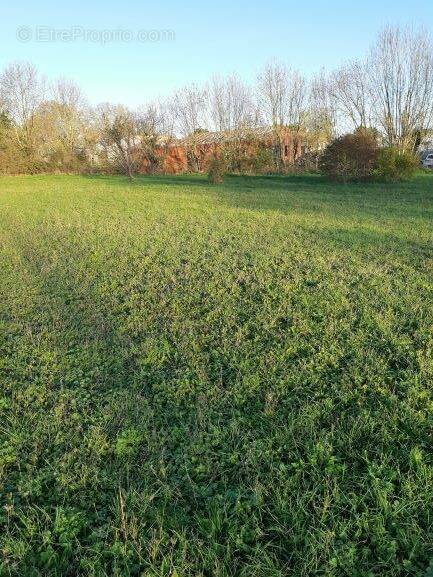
left=80, top=172, right=433, bottom=262
left=82, top=171, right=433, bottom=200
left=83, top=172, right=331, bottom=191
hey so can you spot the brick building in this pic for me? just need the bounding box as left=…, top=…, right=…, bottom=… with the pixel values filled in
left=140, top=126, right=306, bottom=174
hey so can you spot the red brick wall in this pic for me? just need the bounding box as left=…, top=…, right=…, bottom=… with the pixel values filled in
left=138, top=129, right=304, bottom=174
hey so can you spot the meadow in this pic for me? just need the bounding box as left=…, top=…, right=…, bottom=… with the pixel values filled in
left=1, top=172, right=433, bottom=577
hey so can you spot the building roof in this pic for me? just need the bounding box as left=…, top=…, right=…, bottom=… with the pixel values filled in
left=180, top=126, right=292, bottom=146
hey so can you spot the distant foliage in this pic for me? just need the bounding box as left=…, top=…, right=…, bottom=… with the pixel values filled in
left=375, top=147, right=419, bottom=181
left=319, top=129, right=379, bottom=182
left=207, top=155, right=226, bottom=183
left=2, top=24, right=433, bottom=176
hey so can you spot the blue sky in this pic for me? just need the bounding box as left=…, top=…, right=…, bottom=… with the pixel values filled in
left=1, top=0, right=432, bottom=107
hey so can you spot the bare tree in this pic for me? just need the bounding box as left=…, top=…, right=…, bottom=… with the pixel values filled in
left=97, top=104, right=142, bottom=179
left=137, top=102, right=171, bottom=172
left=286, top=71, right=307, bottom=133
left=0, top=61, right=46, bottom=153
left=208, top=74, right=257, bottom=131
left=97, top=103, right=166, bottom=178
left=40, top=78, right=90, bottom=168
left=307, top=71, right=336, bottom=157
left=169, top=84, right=208, bottom=136
left=52, top=77, right=85, bottom=110
left=328, top=60, right=371, bottom=132
left=368, top=25, right=433, bottom=150
left=257, top=61, right=307, bottom=131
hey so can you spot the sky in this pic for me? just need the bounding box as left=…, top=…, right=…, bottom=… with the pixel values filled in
left=1, top=0, right=432, bottom=108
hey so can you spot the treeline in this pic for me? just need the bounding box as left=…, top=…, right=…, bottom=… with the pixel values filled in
left=0, top=25, right=432, bottom=176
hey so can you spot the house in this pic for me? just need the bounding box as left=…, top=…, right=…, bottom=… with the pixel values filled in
left=139, top=126, right=307, bottom=174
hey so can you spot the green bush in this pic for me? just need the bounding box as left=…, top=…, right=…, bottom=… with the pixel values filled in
left=319, top=129, right=379, bottom=182
left=249, top=147, right=274, bottom=174
left=207, top=155, right=226, bottom=183
left=375, top=147, right=419, bottom=181
left=222, top=142, right=274, bottom=174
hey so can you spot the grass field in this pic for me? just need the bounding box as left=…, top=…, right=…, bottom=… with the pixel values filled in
left=1, top=172, right=433, bottom=577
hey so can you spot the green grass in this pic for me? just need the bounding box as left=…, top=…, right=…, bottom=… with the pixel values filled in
left=1, top=172, right=433, bottom=577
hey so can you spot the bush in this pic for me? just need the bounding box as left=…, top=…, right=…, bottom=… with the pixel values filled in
left=375, top=147, right=419, bottom=181
left=319, top=129, right=379, bottom=182
left=207, top=155, right=226, bottom=184
left=295, top=151, right=322, bottom=173
left=222, top=142, right=274, bottom=174
left=249, top=147, right=274, bottom=174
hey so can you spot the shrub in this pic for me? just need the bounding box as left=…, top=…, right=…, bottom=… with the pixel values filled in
left=375, top=147, right=419, bottom=181
left=320, top=129, right=379, bottom=182
left=207, top=155, right=226, bottom=184
left=221, top=141, right=274, bottom=174
left=295, top=151, right=322, bottom=173
left=249, top=147, right=274, bottom=174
